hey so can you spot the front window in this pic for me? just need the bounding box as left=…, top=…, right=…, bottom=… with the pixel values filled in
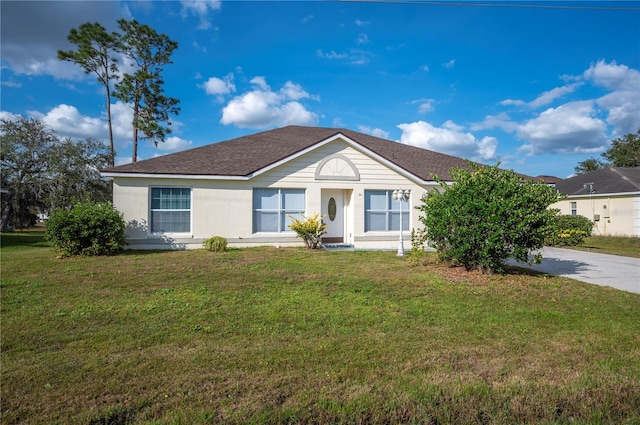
left=365, top=190, right=409, bottom=232
left=570, top=202, right=577, bottom=216
left=150, top=187, right=191, bottom=233
left=253, top=188, right=305, bottom=233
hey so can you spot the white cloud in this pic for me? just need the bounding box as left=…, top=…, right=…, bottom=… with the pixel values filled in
left=180, top=0, right=221, bottom=30
left=355, top=19, right=370, bottom=26
left=192, top=41, right=207, bottom=53
left=477, top=136, right=498, bottom=161
left=420, top=65, right=429, bottom=72
left=560, top=73, right=582, bottom=83
left=34, top=104, right=105, bottom=139
left=1, top=80, right=22, bottom=88
left=495, top=60, right=640, bottom=156
left=22, top=102, right=133, bottom=148
left=316, top=49, right=371, bottom=65
left=13, top=57, right=86, bottom=80
left=108, top=102, right=135, bottom=142
left=517, top=101, right=607, bottom=155
left=302, top=15, right=314, bottom=23
left=201, top=73, right=236, bottom=102
left=584, top=59, right=640, bottom=91
left=358, top=125, right=389, bottom=139
left=528, top=82, right=583, bottom=108
left=442, top=120, right=464, bottom=132
left=418, top=102, right=434, bottom=114
left=597, top=89, right=640, bottom=136
left=584, top=59, right=640, bottom=136
left=333, top=117, right=346, bottom=128
left=443, top=59, right=456, bottom=69
left=0, top=111, right=23, bottom=128
left=501, top=82, right=583, bottom=109
left=250, top=76, right=270, bottom=91
left=280, top=81, right=318, bottom=101
left=3, top=101, right=188, bottom=160
left=357, top=33, right=370, bottom=45
left=115, top=155, right=133, bottom=166
left=500, top=99, right=526, bottom=106
left=397, top=120, right=498, bottom=161
left=349, top=49, right=371, bottom=65
left=410, top=98, right=435, bottom=114
left=220, top=78, right=319, bottom=129
left=471, top=112, right=519, bottom=133
left=317, top=49, right=348, bottom=60
left=155, top=136, right=193, bottom=152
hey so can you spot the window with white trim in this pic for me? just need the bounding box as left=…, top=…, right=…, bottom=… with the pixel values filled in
left=570, top=202, right=577, bottom=216
left=150, top=187, right=191, bottom=233
left=253, top=188, right=305, bottom=233
left=364, top=190, right=409, bottom=232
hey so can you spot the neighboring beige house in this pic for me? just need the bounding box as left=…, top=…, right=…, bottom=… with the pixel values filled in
left=552, top=167, right=640, bottom=237
left=101, top=126, right=476, bottom=250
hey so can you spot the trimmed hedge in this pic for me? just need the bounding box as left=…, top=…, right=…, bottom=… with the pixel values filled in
left=545, top=214, right=593, bottom=246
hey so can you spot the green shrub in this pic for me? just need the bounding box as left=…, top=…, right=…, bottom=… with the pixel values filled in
left=418, top=163, right=560, bottom=274
left=545, top=214, right=593, bottom=246
left=287, top=212, right=327, bottom=249
left=203, top=236, right=227, bottom=252
left=45, top=201, right=126, bottom=256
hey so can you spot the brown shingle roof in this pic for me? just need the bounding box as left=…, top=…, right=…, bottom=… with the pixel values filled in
left=534, top=175, right=563, bottom=185
left=101, top=125, right=478, bottom=181
left=555, top=167, right=640, bottom=195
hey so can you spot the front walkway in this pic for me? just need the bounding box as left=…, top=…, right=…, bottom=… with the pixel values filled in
left=510, top=247, right=640, bottom=294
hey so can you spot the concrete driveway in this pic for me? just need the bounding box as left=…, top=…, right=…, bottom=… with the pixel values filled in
left=510, top=247, right=640, bottom=294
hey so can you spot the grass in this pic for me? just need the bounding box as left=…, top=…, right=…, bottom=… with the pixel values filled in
left=565, top=235, right=640, bottom=258
left=2, top=231, right=640, bottom=424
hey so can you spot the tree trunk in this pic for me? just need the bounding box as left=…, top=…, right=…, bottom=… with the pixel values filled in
left=132, top=102, right=139, bottom=163
left=106, top=85, right=115, bottom=167
left=1, top=190, right=15, bottom=230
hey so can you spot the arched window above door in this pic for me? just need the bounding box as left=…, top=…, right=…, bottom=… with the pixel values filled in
left=315, top=154, right=360, bottom=181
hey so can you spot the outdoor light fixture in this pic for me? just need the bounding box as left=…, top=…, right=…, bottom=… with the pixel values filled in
left=392, top=189, right=411, bottom=256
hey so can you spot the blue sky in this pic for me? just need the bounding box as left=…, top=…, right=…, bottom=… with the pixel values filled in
left=1, top=1, right=639, bottom=178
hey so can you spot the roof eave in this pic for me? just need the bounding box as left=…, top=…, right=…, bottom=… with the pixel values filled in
left=100, top=172, right=251, bottom=181
left=560, top=191, right=640, bottom=198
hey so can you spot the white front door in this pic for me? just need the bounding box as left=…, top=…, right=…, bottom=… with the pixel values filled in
left=321, top=189, right=344, bottom=243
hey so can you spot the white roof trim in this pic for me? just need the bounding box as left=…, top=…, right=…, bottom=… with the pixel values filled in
left=563, top=191, right=640, bottom=199
left=100, top=172, right=251, bottom=181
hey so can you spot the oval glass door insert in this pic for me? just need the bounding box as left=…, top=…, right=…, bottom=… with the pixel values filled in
left=328, top=197, right=337, bottom=221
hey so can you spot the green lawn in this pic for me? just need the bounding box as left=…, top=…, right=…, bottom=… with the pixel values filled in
left=566, top=235, right=640, bottom=258
left=2, top=232, right=639, bottom=424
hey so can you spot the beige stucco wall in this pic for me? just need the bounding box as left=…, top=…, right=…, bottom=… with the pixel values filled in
left=111, top=138, right=438, bottom=250
left=551, top=193, right=640, bottom=237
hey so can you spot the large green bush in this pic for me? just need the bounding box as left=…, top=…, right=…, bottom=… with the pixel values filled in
left=45, top=201, right=126, bottom=256
left=545, top=214, right=593, bottom=246
left=418, top=163, right=560, bottom=274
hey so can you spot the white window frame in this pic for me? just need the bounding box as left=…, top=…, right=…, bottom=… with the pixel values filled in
left=253, top=188, right=305, bottom=233
left=364, top=190, right=409, bottom=232
left=149, top=187, right=192, bottom=234
left=570, top=201, right=577, bottom=216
